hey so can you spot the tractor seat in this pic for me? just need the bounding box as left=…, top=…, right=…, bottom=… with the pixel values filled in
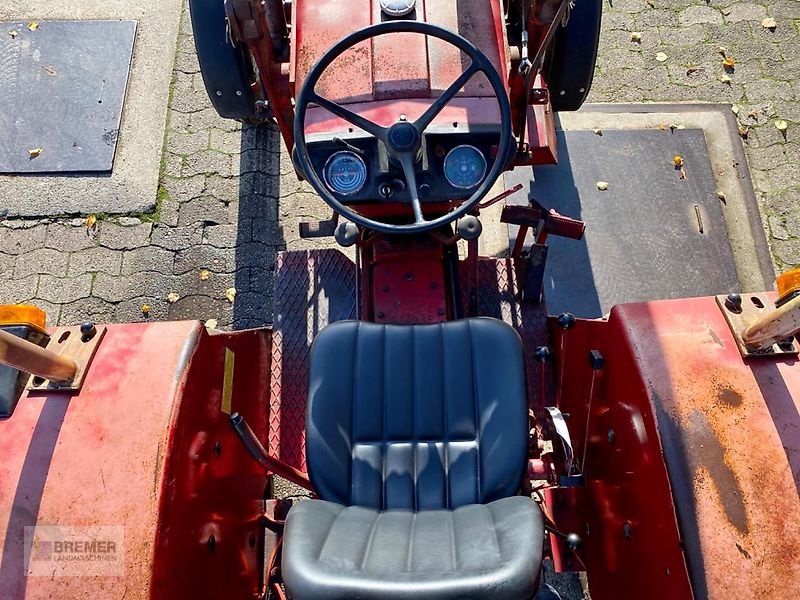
left=282, top=318, right=544, bottom=600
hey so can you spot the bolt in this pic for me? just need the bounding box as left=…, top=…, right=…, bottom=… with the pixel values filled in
left=399, top=114, right=407, bottom=121
left=588, top=349, right=604, bottom=370
left=557, top=313, right=576, bottom=330
left=725, top=293, right=742, bottom=313
left=213, top=441, right=222, bottom=457
left=207, top=535, right=216, bottom=553
left=607, top=429, right=616, bottom=444
left=534, top=346, right=551, bottom=363
left=566, top=533, right=582, bottom=550
left=80, top=322, right=97, bottom=342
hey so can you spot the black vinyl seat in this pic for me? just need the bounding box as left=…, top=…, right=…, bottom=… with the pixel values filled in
left=282, top=318, right=544, bottom=600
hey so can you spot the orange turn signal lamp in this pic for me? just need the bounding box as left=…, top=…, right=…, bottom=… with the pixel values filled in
left=776, top=268, right=800, bottom=306
left=0, top=304, right=47, bottom=333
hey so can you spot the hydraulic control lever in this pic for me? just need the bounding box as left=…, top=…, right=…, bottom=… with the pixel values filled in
left=229, top=412, right=313, bottom=490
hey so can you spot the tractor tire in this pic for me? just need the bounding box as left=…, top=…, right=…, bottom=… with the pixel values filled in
left=189, top=0, right=259, bottom=120
left=546, top=0, right=603, bottom=112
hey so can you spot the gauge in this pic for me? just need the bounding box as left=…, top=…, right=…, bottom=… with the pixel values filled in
left=323, top=151, right=368, bottom=196
left=443, top=145, right=487, bottom=190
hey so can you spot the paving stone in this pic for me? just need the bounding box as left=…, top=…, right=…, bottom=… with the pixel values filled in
left=168, top=130, right=210, bottom=156
left=59, top=297, right=117, bottom=326
left=178, top=196, right=232, bottom=225
left=37, top=274, right=93, bottom=304
left=14, top=248, right=69, bottom=278
left=209, top=129, right=244, bottom=155
left=724, top=3, right=766, bottom=24
left=0, top=274, right=38, bottom=304
left=204, top=175, right=240, bottom=203
left=235, top=242, right=278, bottom=269
left=203, top=224, right=248, bottom=248
left=174, top=244, right=236, bottom=274
left=251, top=219, right=284, bottom=245
left=635, top=9, right=678, bottom=29
left=190, top=108, right=241, bottom=134
left=182, top=150, right=234, bottom=178
left=151, top=225, right=204, bottom=251
left=93, top=272, right=183, bottom=303
left=164, top=153, right=185, bottom=178
left=168, top=294, right=234, bottom=324
left=121, top=246, right=176, bottom=276
left=767, top=163, right=800, bottom=190
left=239, top=149, right=281, bottom=177
left=680, top=5, right=724, bottom=26
left=1, top=219, right=50, bottom=230
left=0, top=254, right=15, bottom=277
left=768, top=215, right=791, bottom=241
left=0, top=225, right=48, bottom=255
left=659, top=24, right=708, bottom=47
left=744, top=79, right=795, bottom=103
left=160, top=201, right=181, bottom=227
left=115, top=298, right=171, bottom=323
left=98, top=222, right=154, bottom=251
left=68, top=247, right=124, bottom=277
left=168, top=109, right=192, bottom=133
left=175, top=48, right=201, bottom=75
left=249, top=267, right=275, bottom=295
left=42, top=223, right=95, bottom=253
left=161, top=175, right=206, bottom=203
left=232, top=291, right=274, bottom=325
left=773, top=238, right=800, bottom=266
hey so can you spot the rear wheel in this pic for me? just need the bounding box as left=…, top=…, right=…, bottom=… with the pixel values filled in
left=546, top=0, right=603, bottom=112
left=189, top=0, right=261, bottom=120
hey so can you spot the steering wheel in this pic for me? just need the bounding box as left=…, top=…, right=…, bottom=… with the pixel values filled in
left=293, top=20, right=514, bottom=235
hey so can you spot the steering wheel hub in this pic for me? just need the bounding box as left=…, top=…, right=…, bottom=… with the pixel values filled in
left=387, top=122, right=420, bottom=152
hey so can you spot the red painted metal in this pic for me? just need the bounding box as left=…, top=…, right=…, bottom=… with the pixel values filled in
left=369, top=237, right=449, bottom=325
left=0, top=322, right=271, bottom=599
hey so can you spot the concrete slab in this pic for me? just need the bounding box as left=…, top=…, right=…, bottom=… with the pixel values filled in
left=0, top=0, right=182, bottom=217
left=504, top=103, right=776, bottom=317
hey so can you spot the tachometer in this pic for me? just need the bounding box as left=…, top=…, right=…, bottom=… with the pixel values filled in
left=323, top=151, right=368, bottom=196
left=443, top=145, right=487, bottom=189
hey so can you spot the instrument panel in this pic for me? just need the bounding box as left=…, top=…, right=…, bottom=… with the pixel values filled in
left=302, top=128, right=504, bottom=204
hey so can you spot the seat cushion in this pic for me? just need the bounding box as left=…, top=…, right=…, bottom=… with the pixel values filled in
left=282, top=496, right=544, bottom=600
left=306, top=318, right=528, bottom=510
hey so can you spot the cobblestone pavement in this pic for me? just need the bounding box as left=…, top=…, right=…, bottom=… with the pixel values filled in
left=0, top=0, right=797, bottom=327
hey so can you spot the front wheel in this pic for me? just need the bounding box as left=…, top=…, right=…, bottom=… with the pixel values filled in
left=545, top=0, right=603, bottom=112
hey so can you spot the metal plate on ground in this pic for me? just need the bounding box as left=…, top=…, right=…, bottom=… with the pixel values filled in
left=0, top=20, right=137, bottom=174
left=506, top=128, right=740, bottom=318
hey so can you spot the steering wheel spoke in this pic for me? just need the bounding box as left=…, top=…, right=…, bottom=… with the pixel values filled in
left=398, top=153, right=426, bottom=224
left=310, top=93, right=387, bottom=141
left=414, top=62, right=480, bottom=132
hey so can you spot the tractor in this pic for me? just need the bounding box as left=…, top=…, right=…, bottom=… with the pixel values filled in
left=0, top=0, right=798, bottom=599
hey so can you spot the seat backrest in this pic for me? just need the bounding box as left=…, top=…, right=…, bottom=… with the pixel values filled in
left=306, top=318, right=528, bottom=510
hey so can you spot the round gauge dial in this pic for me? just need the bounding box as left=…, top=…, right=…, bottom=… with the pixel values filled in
left=323, top=151, right=368, bottom=196
left=443, top=145, right=488, bottom=189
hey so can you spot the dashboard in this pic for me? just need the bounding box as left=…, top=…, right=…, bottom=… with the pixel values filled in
left=299, top=127, right=506, bottom=204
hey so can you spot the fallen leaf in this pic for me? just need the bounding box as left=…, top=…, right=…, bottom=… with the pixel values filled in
left=718, top=47, right=728, bottom=57
left=720, top=73, right=731, bottom=84
left=225, top=287, right=237, bottom=303
left=731, top=105, right=740, bottom=115
left=775, top=119, right=788, bottom=132
left=596, top=181, right=609, bottom=191
left=167, top=292, right=180, bottom=304
left=717, top=191, right=727, bottom=202
left=762, top=17, right=777, bottom=30
left=205, top=319, right=218, bottom=330
left=738, top=126, right=749, bottom=139
left=141, top=304, right=152, bottom=315
left=42, top=65, right=57, bottom=76
left=8, top=30, right=18, bottom=38
left=631, top=32, right=642, bottom=43
left=655, top=52, right=668, bottom=63
left=28, top=148, right=42, bottom=159
left=673, top=155, right=684, bottom=168
left=679, top=167, right=687, bottom=180
left=27, top=21, right=38, bottom=31
left=199, top=269, right=211, bottom=281
left=657, top=123, right=669, bottom=131
left=722, top=56, right=735, bottom=71
left=85, top=214, right=97, bottom=230
left=592, top=128, right=603, bottom=136
left=685, top=63, right=699, bottom=75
